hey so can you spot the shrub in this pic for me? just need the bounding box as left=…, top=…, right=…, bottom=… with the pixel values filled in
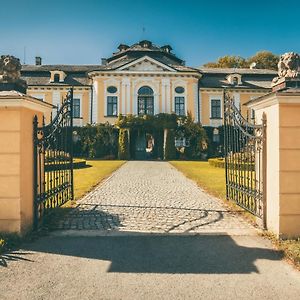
left=208, top=157, right=255, bottom=171
left=177, top=113, right=208, bottom=160
left=208, top=158, right=225, bottom=168
left=118, top=129, right=130, bottom=160
left=73, top=123, right=118, bottom=159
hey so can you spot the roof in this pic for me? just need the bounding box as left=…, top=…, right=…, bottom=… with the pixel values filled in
left=21, top=65, right=93, bottom=86
left=106, top=40, right=185, bottom=66
left=198, top=67, right=277, bottom=75
left=18, top=42, right=277, bottom=89
left=21, top=64, right=102, bottom=72
left=199, top=68, right=276, bottom=89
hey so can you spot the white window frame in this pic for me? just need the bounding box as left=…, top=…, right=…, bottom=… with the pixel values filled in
left=104, top=79, right=120, bottom=117
left=73, top=94, right=83, bottom=126
left=173, top=82, right=187, bottom=115
left=209, top=95, right=223, bottom=127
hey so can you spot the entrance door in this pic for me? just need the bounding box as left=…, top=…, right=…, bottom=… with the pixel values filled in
left=135, top=132, right=146, bottom=160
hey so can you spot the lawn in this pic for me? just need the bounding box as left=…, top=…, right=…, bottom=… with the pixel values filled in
left=73, top=160, right=125, bottom=200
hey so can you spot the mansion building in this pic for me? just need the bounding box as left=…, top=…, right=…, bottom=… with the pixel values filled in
left=21, top=40, right=277, bottom=127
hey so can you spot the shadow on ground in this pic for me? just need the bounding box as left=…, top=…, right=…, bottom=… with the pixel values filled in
left=0, top=233, right=282, bottom=274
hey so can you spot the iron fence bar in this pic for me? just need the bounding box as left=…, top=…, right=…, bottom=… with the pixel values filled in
left=33, top=88, right=74, bottom=228
left=223, top=90, right=266, bottom=220
left=223, top=89, right=229, bottom=201
left=69, top=88, right=74, bottom=202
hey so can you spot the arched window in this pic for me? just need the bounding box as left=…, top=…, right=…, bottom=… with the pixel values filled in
left=138, top=86, right=154, bottom=115
left=53, top=73, right=60, bottom=83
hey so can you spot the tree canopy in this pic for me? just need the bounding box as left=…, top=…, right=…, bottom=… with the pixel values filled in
left=203, top=51, right=279, bottom=70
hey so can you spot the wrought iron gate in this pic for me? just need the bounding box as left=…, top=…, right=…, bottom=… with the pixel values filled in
left=223, top=91, right=266, bottom=227
left=33, top=89, right=74, bottom=228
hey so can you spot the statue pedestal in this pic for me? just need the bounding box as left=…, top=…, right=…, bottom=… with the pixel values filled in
left=247, top=88, right=300, bottom=238
left=272, top=77, right=300, bottom=92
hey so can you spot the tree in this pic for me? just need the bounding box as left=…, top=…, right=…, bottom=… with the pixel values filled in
left=203, top=55, right=247, bottom=68
left=247, top=51, right=279, bottom=70
left=164, top=129, right=176, bottom=160
left=203, top=51, right=279, bottom=70
left=118, top=129, right=130, bottom=160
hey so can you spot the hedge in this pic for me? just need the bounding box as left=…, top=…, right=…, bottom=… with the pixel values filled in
left=45, top=158, right=86, bottom=171
left=208, top=158, right=255, bottom=171
left=73, top=123, right=119, bottom=159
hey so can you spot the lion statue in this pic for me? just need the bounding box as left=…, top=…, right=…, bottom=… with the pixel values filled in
left=278, top=52, right=300, bottom=78
left=0, top=55, right=22, bottom=82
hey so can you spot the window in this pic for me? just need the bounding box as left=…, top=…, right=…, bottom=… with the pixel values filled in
left=211, top=99, right=221, bottom=119
left=73, top=98, right=80, bottom=118
left=175, top=86, right=185, bottom=94
left=175, top=97, right=185, bottom=115
left=107, top=96, right=118, bottom=116
left=107, top=86, right=117, bottom=93
left=138, top=86, right=154, bottom=115
left=251, top=109, right=255, bottom=120
left=53, top=74, right=60, bottom=83
left=232, top=77, right=238, bottom=85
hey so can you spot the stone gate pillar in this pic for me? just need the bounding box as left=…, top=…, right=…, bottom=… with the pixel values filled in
left=0, top=91, right=52, bottom=235
left=246, top=53, right=300, bottom=238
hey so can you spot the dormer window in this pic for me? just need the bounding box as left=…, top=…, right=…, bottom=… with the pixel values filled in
left=139, top=40, right=152, bottom=48
left=53, top=74, right=60, bottom=83
left=226, top=74, right=242, bottom=85
left=161, top=45, right=173, bottom=53
left=117, top=44, right=129, bottom=52
left=50, top=71, right=66, bottom=83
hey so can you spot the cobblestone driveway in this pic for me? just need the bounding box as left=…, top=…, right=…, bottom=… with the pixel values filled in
left=55, top=161, right=255, bottom=234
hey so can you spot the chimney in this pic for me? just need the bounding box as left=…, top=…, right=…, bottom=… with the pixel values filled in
left=35, top=56, right=42, bottom=65
left=101, top=58, right=107, bottom=65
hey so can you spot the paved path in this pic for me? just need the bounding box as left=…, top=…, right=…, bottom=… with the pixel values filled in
left=1, top=161, right=300, bottom=299
left=54, top=161, right=254, bottom=234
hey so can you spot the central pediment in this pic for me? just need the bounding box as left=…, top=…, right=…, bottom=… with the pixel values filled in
left=117, top=56, right=176, bottom=72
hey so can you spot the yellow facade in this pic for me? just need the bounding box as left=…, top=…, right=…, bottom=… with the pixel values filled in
left=21, top=41, right=276, bottom=127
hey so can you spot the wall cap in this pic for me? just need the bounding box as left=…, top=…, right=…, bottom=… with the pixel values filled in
left=246, top=90, right=300, bottom=110
left=0, top=90, right=53, bottom=113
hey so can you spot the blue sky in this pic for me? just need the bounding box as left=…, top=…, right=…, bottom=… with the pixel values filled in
left=1, top=0, right=299, bottom=66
